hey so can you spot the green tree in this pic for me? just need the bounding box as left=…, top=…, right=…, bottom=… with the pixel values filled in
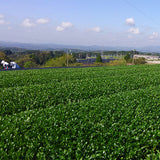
left=0, top=51, right=11, bottom=69
left=0, top=51, right=10, bottom=62
left=24, top=61, right=37, bottom=68
left=15, top=57, right=30, bottom=68
left=4, top=50, right=13, bottom=56
left=24, top=61, right=32, bottom=68
left=96, top=55, right=102, bottom=63
left=45, top=54, right=76, bottom=67
left=124, top=53, right=131, bottom=62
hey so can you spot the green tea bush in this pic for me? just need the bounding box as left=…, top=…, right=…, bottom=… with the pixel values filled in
left=1, top=65, right=160, bottom=159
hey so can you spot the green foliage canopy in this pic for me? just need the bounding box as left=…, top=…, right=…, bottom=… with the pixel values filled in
left=0, top=51, right=11, bottom=66
left=96, top=54, right=102, bottom=63
left=134, top=57, right=146, bottom=65
left=124, top=53, right=131, bottom=62
left=45, top=54, right=76, bottom=67
left=1, top=65, right=160, bottom=159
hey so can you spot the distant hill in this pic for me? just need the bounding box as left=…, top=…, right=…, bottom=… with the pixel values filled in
left=0, top=41, right=160, bottom=53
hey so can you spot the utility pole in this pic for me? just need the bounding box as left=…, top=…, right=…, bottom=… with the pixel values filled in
left=66, top=49, right=68, bottom=67
left=132, top=49, right=135, bottom=64
left=101, top=50, right=104, bottom=59
left=66, top=49, right=71, bottom=67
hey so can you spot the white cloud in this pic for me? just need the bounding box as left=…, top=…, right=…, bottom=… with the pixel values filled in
left=8, top=26, right=12, bottom=30
left=128, top=27, right=140, bottom=34
left=36, top=18, right=49, bottom=24
left=61, top=22, right=73, bottom=28
left=0, top=15, right=6, bottom=25
left=149, top=32, right=159, bottom=40
left=22, top=18, right=35, bottom=27
left=126, top=18, right=135, bottom=26
left=91, top=27, right=101, bottom=33
left=0, top=14, right=4, bottom=18
left=56, top=22, right=73, bottom=31
left=56, top=26, right=65, bottom=31
left=0, top=19, right=5, bottom=24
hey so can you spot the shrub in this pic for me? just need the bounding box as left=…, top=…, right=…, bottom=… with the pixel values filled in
left=134, top=57, right=146, bottom=65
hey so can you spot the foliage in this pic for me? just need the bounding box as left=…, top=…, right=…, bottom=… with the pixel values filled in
left=0, top=51, right=10, bottom=62
left=0, top=51, right=11, bottom=69
left=11, top=50, right=65, bottom=68
left=124, top=53, right=131, bottom=62
left=134, top=57, right=146, bottom=65
left=93, top=62, right=104, bottom=66
left=3, top=49, right=13, bottom=56
left=15, top=56, right=34, bottom=68
left=70, top=62, right=84, bottom=67
left=107, top=59, right=126, bottom=66
left=96, top=54, right=102, bottom=63
left=45, top=54, right=76, bottom=67
left=24, top=61, right=37, bottom=68
left=29, top=51, right=56, bottom=65
left=1, top=65, right=160, bottom=159
left=4, top=49, right=154, bottom=68
left=92, top=59, right=126, bottom=66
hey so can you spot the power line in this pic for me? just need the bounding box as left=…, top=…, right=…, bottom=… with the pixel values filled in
left=123, top=0, right=160, bottom=27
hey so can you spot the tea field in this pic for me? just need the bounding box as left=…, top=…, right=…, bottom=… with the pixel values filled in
left=1, top=65, right=160, bottom=159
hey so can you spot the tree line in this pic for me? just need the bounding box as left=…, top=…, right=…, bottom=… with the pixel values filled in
left=0, top=48, right=155, bottom=68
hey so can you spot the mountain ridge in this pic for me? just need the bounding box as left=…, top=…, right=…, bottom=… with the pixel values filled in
left=0, top=41, right=160, bottom=53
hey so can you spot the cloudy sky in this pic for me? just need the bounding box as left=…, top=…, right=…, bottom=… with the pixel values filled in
left=0, top=0, right=160, bottom=47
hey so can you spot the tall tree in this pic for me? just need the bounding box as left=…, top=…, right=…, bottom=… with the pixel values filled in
left=0, top=51, right=10, bottom=62
left=96, top=55, right=102, bottom=63
left=124, top=53, right=131, bottom=62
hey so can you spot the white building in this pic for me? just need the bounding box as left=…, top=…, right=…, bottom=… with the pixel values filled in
left=133, top=55, right=160, bottom=60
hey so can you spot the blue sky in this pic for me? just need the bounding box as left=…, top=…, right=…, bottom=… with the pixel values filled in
left=0, top=0, right=160, bottom=47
